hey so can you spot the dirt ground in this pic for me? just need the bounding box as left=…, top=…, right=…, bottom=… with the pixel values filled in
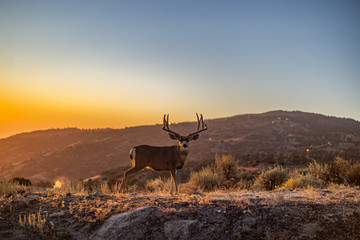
left=1, top=188, right=360, bottom=240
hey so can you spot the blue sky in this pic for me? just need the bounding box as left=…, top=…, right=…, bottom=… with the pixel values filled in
left=0, top=0, right=359, bottom=137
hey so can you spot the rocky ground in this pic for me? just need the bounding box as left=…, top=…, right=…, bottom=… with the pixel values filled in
left=1, top=188, right=360, bottom=240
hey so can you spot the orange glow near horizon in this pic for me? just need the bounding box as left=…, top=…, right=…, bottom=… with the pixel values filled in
left=0, top=87, right=160, bottom=139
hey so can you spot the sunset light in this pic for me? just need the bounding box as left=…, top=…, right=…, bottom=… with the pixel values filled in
left=1, top=2, right=360, bottom=239
left=1, top=1, right=359, bottom=139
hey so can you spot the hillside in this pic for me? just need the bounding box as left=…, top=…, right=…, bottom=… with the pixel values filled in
left=1, top=110, right=360, bottom=184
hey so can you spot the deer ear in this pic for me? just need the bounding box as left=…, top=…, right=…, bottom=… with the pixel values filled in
left=168, top=133, right=178, bottom=140
left=189, top=134, right=199, bottom=141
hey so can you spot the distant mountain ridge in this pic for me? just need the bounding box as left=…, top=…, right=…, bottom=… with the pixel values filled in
left=1, top=110, right=359, bottom=183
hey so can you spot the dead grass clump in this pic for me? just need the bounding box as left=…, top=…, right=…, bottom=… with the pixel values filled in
left=180, top=183, right=204, bottom=195
left=145, top=177, right=173, bottom=193
left=52, top=179, right=88, bottom=195
left=18, top=207, right=48, bottom=236
left=253, top=165, right=288, bottom=191
left=0, top=180, right=29, bottom=197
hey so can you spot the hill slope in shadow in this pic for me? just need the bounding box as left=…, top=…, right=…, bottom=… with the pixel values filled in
left=1, top=110, right=359, bottom=183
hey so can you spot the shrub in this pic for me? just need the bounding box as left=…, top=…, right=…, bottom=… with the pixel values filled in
left=214, top=154, right=239, bottom=188
left=11, top=177, right=32, bottom=186
left=188, top=166, right=221, bottom=191
left=347, top=162, right=360, bottom=186
left=328, top=156, right=351, bottom=184
left=283, top=174, right=325, bottom=190
left=0, top=180, right=29, bottom=197
left=253, top=165, right=288, bottom=191
left=309, top=157, right=352, bottom=185
left=53, top=179, right=88, bottom=195
left=308, top=160, right=325, bottom=179
left=145, top=177, right=173, bottom=193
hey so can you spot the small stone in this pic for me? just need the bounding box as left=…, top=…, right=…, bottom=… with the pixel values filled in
left=49, top=211, right=65, bottom=218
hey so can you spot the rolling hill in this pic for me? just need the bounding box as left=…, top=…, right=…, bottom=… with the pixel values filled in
left=1, top=110, right=359, bottom=184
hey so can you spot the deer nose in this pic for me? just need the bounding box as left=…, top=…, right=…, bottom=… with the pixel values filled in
left=182, top=144, right=188, bottom=148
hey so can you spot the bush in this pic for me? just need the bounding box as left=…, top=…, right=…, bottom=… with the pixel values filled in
left=11, top=177, right=32, bottom=186
left=253, top=165, right=288, bottom=191
left=188, top=166, right=221, bottom=191
left=214, top=154, right=239, bottom=188
left=0, top=181, right=29, bottom=197
left=309, top=157, right=354, bottom=185
left=308, top=160, right=323, bottom=179
left=53, top=179, right=88, bottom=195
left=347, top=162, right=360, bottom=186
left=283, top=174, right=325, bottom=190
left=328, top=156, right=351, bottom=184
left=145, top=177, right=173, bottom=193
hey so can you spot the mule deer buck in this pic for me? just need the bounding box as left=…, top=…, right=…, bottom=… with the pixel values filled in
left=119, top=113, right=208, bottom=194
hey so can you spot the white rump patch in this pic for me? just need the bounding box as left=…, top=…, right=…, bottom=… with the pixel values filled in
left=130, top=148, right=136, bottom=166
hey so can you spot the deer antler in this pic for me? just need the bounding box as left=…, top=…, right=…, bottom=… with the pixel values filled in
left=188, top=113, right=207, bottom=138
left=162, top=114, right=181, bottom=139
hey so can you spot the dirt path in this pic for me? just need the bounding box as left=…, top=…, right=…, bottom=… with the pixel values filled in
left=1, top=188, right=360, bottom=239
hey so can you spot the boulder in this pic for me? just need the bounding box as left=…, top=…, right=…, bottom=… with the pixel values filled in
left=91, top=206, right=160, bottom=240
left=164, top=220, right=202, bottom=240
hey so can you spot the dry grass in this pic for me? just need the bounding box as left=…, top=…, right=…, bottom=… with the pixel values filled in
left=18, top=207, right=48, bottom=236
left=0, top=180, right=29, bottom=197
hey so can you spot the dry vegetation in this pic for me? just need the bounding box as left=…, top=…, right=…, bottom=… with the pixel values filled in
left=1, top=155, right=360, bottom=239
left=1, top=111, right=360, bottom=239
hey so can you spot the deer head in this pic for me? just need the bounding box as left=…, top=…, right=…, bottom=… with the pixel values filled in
left=162, top=113, right=207, bottom=149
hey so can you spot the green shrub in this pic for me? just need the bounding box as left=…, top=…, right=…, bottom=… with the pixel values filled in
left=189, top=166, right=221, bottom=191
left=253, top=165, right=288, bottom=191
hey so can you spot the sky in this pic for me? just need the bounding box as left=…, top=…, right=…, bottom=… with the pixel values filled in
left=1, top=0, right=359, bottom=139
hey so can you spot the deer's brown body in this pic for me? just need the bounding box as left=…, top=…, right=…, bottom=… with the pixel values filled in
left=119, top=114, right=207, bottom=194
left=130, top=145, right=188, bottom=171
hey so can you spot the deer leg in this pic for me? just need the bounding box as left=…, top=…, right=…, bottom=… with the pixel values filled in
left=119, top=167, right=143, bottom=193
left=170, top=168, right=178, bottom=195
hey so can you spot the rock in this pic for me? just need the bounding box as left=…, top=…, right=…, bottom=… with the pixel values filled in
left=92, top=192, right=104, bottom=197
left=49, top=211, right=65, bottom=218
left=91, top=206, right=160, bottom=240
left=164, top=220, right=202, bottom=240
left=300, top=223, right=318, bottom=238
left=243, top=216, right=257, bottom=228
left=11, top=230, right=28, bottom=240
left=26, top=194, right=41, bottom=203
